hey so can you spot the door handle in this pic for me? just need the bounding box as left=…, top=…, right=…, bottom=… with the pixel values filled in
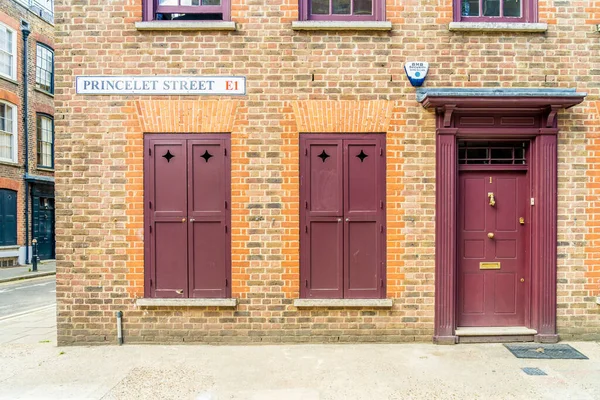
left=345, top=218, right=349, bottom=222
left=337, top=218, right=342, bottom=223
left=488, top=192, right=496, bottom=207
left=189, top=218, right=195, bottom=222
left=487, top=232, right=495, bottom=239
left=181, top=218, right=186, bottom=223
left=175, top=289, right=184, bottom=294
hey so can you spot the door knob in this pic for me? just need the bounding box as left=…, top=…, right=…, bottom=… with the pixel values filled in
left=487, top=232, right=495, bottom=239
left=337, top=218, right=342, bottom=222
left=520, top=278, right=525, bottom=283
left=181, top=218, right=186, bottom=223
left=189, top=218, right=195, bottom=222
left=345, top=218, right=349, bottom=222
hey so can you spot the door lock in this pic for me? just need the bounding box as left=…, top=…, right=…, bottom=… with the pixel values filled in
left=487, top=232, right=495, bottom=239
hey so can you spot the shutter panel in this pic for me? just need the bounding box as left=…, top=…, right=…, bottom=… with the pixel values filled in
left=187, top=139, right=231, bottom=298
left=301, top=138, right=343, bottom=298
left=343, top=139, right=384, bottom=299
left=147, top=139, right=188, bottom=298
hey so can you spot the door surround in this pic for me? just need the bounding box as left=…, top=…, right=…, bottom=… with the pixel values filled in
left=418, top=89, right=586, bottom=344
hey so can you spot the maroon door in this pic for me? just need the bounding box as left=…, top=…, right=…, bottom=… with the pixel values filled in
left=145, top=135, right=231, bottom=299
left=300, top=135, right=385, bottom=299
left=458, top=171, right=529, bottom=326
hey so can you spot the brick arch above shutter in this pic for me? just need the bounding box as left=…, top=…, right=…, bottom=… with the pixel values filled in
left=291, top=100, right=393, bottom=133
left=134, top=100, right=240, bottom=133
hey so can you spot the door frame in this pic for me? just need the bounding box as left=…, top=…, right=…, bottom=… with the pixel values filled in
left=143, top=133, right=231, bottom=298
left=299, top=133, right=386, bottom=299
left=421, top=95, right=586, bottom=344
left=457, top=163, right=531, bottom=328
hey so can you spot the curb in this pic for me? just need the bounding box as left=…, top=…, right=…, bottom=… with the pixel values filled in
left=0, top=271, right=56, bottom=284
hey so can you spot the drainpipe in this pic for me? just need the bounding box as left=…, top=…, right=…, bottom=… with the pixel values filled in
left=21, top=21, right=31, bottom=264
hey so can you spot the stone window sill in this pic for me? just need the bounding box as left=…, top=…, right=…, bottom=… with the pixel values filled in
left=291, top=21, right=392, bottom=31
left=597, top=297, right=600, bottom=305
left=37, top=167, right=55, bottom=173
left=293, top=299, right=393, bottom=308
left=0, top=74, right=19, bottom=85
left=35, top=87, right=54, bottom=98
left=135, top=21, right=237, bottom=31
left=136, top=298, right=237, bottom=307
left=0, top=160, right=20, bottom=168
left=448, top=22, right=548, bottom=33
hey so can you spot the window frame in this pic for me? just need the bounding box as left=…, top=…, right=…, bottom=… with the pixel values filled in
left=0, top=23, right=17, bottom=81
left=36, top=114, right=54, bottom=169
left=35, top=43, right=54, bottom=94
left=0, top=101, right=18, bottom=164
left=299, top=0, right=385, bottom=21
left=143, top=0, right=231, bottom=22
left=453, top=0, right=538, bottom=23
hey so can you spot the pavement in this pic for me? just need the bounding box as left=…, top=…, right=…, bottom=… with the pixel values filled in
left=0, top=306, right=599, bottom=400
left=0, top=260, right=56, bottom=284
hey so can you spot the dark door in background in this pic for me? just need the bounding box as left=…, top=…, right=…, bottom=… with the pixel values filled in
left=300, top=135, right=386, bottom=299
left=145, top=135, right=231, bottom=299
left=458, top=170, right=529, bottom=327
left=0, top=189, right=17, bottom=246
left=35, top=197, right=55, bottom=260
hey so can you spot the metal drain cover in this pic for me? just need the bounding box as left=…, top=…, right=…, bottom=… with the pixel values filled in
left=522, top=367, right=547, bottom=376
left=504, top=344, right=588, bottom=359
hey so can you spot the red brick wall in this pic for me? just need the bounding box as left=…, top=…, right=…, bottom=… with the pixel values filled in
left=55, top=0, right=600, bottom=344
left=0, top=5, right=54, bottom=253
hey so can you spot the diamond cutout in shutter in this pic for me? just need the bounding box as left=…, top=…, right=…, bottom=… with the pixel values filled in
left=317, top=150, right=330, bottom=162
left=201, top=150, right=213, bottom=162
left=162, top=150, right=175, bottom=163
left=356, top=150, right=368, bottom=162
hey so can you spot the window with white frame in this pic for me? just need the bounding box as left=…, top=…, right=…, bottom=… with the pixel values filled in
left=37, top=114, right=53, bottom=168
left=0, top=101, right=17, bottom=163
left=36, top=44, right=54, bottom=93
left=0, top=24, right=17, bottom=80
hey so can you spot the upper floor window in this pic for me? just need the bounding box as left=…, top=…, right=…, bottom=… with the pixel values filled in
left=456, top=0, right=537, bottom=23
left=36, top=44, right=54, bottom=94
left=144, top=0, right=231, bottom=21
left=0, top=101, right=17, bottom=163
left=37, top=114, right=54, bottom=168
left=300, top=0, right=385, bottom=21
left=0, top=24, right=17, bottom=81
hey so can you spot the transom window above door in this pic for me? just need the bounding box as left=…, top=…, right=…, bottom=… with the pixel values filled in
left=300, top=0, right=385, bottom=21
left=456, top=0, right=537, bottom=23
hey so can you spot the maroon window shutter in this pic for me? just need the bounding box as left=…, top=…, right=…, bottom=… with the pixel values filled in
left=147, top=139, right=189, bottom=298
left=343, top=139, right=385, bottom=299
left=187, top=138, right=231, bottom=298
left=300, top=138, right=344, bottom=298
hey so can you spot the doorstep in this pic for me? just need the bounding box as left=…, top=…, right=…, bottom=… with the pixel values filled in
left=455, top=326, right=537, bottom=343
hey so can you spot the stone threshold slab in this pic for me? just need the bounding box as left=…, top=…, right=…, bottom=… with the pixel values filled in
left=136, top=298, right=237, bottom=307
left=455, top=327, right=538, bottom=336
left=293, top=299, right=393, bottom=308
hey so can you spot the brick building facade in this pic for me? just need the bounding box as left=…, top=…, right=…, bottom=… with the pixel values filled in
left=56, top=0, right=600, bottom=345
left=0, top=0, right=54, bottom=267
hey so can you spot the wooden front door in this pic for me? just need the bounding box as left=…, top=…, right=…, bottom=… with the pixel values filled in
left=145, top=135, right=231, bottom=298
left=458, top=170, right=529, bottom=327
left=300, top=135, right=386, bottom=299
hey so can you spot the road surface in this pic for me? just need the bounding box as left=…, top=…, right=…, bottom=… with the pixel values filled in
left=0, top=276, right=55, bottom=319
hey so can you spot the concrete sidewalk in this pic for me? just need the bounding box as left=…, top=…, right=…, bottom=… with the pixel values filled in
left=0, top=260, right=56, bottom=284
left=0, top=307, right=599, bottom=400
